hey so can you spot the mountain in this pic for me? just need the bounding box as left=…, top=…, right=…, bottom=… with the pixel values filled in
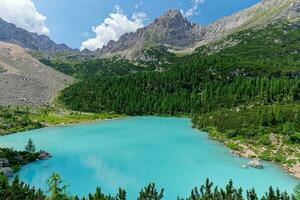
left=0, top=42, right=74, bottom=106
left=0, top=18, right=74, bottom=52
left=96, top=0, right=300, bottom=59
left=96, top=9, right=206, bottom=58
left=201, top=0, right=300, bottom=44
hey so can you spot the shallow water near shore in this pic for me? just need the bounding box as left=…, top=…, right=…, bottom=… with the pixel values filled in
left=0, top=117, right=298, bottom=199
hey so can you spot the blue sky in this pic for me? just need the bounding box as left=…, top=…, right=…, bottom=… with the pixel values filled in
left=29, top=0, right=260, bottom=49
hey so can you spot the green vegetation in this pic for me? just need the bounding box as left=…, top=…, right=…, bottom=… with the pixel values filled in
left=0, top=106, right=43, bottom=136
left=294, top=184, right=300, bottom=200
left=2, top=21, right=299, bottom=200
left=0, top=65, right=6, bottom=73
left=40, top=57, right=147, bottom=78
left=0, top=173, right=298, bottom=200
left=25, top=138, right=36, bottom=153
left=0, top=146, right=40, bottom=172
left=59, top=22, right=300, bottom=172
left=0, top=105, right=124, bottom=135
left=31, top=111, right=123, bottom=125
left=193, top=104, right=300, bottom=166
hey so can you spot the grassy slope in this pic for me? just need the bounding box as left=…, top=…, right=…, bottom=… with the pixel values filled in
left=0, top=106, right=43, bottom=136
left=0, top=106, right=124, bottom=136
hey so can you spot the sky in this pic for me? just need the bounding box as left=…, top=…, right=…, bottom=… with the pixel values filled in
left=0, top=0, right=261, bottom=50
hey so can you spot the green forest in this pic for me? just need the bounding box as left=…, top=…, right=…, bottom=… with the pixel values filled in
left=57, top=22, right=300, bottom=166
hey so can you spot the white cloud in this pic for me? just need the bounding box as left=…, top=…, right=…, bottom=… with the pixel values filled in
left=0, top=0, right=49, bottom=35
left=181, top=0, right=204, bottom=17
left=81, top=5, right=147, bottom=51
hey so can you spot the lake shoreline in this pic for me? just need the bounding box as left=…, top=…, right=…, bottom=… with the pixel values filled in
left=201, top=128, right=300, bottom=180
left=1, top=116, right=297, bottom=199
left=229, top=144, right=300, bottom=180
left=1, top=115, right=299, bottom=181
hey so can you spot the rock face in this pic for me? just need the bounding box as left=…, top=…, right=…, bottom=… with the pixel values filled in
left=0, top=158, right=13, bottom=177
left=143, top=10, right=205, bottom=47
left=96, top=0, right=300, bottom=59
left=0, top=158, right=9, bottom=168
left=0, top=167, right=13, bottom=177
left=38, top=151, right=52, bottom=160
left=96, top=10, right=206, bottom=58
left=0, top=42, right=74, bottom=106
left=0, top=18, right=74, bottom=52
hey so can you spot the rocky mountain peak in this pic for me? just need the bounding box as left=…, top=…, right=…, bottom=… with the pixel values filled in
left=157, top=9, right=184, bottom=22
left=96, top=0, right=300, bottom=59
left=153, top=9, right=192, bottom=29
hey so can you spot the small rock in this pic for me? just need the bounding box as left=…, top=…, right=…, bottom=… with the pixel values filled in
left=247, top=159, right=263, bottom=169
left=38, top=151, right=52, bottom=160
left=230, top=150, right=241, bottom=157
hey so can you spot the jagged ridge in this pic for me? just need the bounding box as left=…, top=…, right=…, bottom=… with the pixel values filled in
left=96, top=0, right=300, bottom=59
left=0, top=18, right=74, bottom=52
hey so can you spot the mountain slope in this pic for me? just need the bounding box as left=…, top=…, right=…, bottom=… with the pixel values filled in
left=0, top=18, right=74, bottom=52
left=201, top=0, right=300, bottom=44
left=0, top=42, right=74, bottom=106
left=96, top=0, right=300, bottom=59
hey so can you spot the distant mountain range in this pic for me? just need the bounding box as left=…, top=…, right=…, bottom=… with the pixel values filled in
left=95, top=0, right=300, bottom=59
left=0, top=18, right=75, bottom=52
left=0, top=0, right=299, bottom=58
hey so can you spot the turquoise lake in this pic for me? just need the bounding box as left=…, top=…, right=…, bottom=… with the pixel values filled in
left=0, top=117, right=298, bottom=199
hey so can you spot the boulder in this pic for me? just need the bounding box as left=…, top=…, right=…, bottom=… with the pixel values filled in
left=247, top=159, right=264, bottom=169
left=38, top=151, right=52, bottom=160
left=0, top=158, right=9, bottom=167
left=0, top=167, right=13, bottom=177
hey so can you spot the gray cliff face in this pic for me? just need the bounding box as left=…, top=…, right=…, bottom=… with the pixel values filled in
left=95, top=0, right=300, bottom=58
left=143, top=9, right=206, bottom=47
left=0, top=18, right=74, bottom=52
left=96, top=10, right=206, bottom=57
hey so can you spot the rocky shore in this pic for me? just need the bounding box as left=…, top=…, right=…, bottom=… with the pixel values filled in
left=230, top=147, right=300, bottom=179
left=0, top=150, right=51, bottom=177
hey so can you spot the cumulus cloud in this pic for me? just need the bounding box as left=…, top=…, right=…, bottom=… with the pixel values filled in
left=181, top=0, right=204, bottom=17
left=81, top=5, right=147, bottom=51
left=0, top=0, right=49, bottom=35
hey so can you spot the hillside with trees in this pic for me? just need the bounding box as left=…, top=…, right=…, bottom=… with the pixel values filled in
left=59, top=22, right=300, bottom=174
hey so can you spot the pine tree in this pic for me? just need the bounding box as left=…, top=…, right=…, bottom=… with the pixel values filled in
left=138, top=183, right=164, bottom=200
left=294, top=184, right=300, bottom=200
left=116, top=188, right=126, bottom=200
left=247, top=188, right=258, bottom=200
left=25, top=138, right=36, bottom=153
left=47, top=173, right=69, bottom=200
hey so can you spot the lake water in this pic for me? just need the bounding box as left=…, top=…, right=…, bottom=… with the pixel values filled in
left=0, top=117, right=298, bottom=199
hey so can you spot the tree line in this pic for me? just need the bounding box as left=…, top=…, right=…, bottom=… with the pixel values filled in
left=1, top=173, right=299, bottom=200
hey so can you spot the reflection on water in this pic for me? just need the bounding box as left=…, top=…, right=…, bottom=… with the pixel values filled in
left=80, top=154, right=137, bottom=187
